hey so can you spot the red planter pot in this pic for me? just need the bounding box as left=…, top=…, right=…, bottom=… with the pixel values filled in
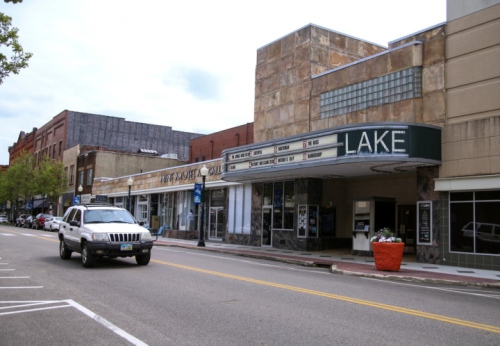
left=371, top=242, right=405, bottom=271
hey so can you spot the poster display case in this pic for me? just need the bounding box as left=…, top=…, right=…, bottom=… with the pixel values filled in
left=298, top=205, right=319, bottom=238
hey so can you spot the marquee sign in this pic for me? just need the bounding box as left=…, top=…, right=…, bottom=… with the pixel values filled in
left=222, top=123, right=441, bottom=178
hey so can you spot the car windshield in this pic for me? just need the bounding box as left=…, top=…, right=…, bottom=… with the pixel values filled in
left=83, top=209, right=136, bottom=224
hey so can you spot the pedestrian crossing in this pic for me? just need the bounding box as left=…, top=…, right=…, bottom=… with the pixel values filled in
left=0, top=232, right=56, bottom=238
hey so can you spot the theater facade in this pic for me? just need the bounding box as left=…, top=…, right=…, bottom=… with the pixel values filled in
left=93, top=1, right=500, bottom=270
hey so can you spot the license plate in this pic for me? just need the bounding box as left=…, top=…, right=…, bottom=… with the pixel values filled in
left=121, top=244, right=133, bottom=251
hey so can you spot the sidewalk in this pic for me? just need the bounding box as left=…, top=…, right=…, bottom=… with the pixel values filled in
left=154, top=237, right=500, bottom=289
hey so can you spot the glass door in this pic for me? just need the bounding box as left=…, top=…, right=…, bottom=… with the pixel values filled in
left=209, top=207, right=224, bottom=240
left=262, top=207, right=272, bottom=246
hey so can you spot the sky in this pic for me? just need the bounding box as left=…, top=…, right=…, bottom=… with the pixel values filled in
left=0, top=0, right=446, bottom=165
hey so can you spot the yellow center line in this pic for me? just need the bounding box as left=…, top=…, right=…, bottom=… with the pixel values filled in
left=152, top=259, right=500, bottom=334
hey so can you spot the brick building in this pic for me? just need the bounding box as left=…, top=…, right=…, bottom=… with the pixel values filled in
left=9, top=110, right=203, bottom=216
left=189, top=123, right=253, bottom=163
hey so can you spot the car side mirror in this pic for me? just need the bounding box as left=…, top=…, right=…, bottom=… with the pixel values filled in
left=138, top=221, right=144, bottom=226
left=69, top=220, right=80, bottom=227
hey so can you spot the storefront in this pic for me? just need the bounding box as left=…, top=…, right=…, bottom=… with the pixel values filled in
left=91, top=161, right=244, bottom=242
left=222, top=123, right=441, bottom=254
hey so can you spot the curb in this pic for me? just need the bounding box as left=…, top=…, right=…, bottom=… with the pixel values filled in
left=155, top=242, right=500, bottom=289
left=330, top=265, right=500, bottom=289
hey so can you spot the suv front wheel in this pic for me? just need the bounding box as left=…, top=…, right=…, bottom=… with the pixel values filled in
left=136, top=252, right=151, bottom=266
left=59, top=239, right=72, bottom=260
left=81, top=242, right=96, bottom=268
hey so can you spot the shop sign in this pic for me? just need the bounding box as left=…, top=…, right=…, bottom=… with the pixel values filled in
left=342, top=129, right=407, bottom=156
left=160, top=165, right=221, bottom=184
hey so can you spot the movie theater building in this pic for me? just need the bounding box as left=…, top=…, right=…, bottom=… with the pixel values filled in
left=221, top=1, right=500, bottom=269
left=92, top=1, right=499, bottom=270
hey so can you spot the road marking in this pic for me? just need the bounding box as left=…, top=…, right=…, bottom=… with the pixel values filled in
left=0, top=276, right=29, bottom=279
left=0, top=300, right=148, bottom=345
left=0, top=286, right=43, bottom=289
left=65, top=299, right=148, bottom=346
left=152, top=259, right=500, bottom=334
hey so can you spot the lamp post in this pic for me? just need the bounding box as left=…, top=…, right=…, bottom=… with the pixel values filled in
left=127, top=177, right=133, bottom=212
left=198, top=165, right=208, bottom=247
left=77, top=185, right=83, bottom=204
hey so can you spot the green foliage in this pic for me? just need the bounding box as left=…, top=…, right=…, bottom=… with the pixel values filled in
left=0, top=151, right=67, bottom=213
left=0, top=11, right=32, bottom=85
left=4, top=1, right=24, bottom=4
left=35, top=155, right=68, bottom=201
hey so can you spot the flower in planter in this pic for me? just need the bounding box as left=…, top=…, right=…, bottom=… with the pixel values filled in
left=370, top=227, right=402, bottom=243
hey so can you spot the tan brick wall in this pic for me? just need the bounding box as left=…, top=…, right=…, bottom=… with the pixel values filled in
left=254, top=25, right=386, bottom=143
left=441, top=4, right=500, bottom=178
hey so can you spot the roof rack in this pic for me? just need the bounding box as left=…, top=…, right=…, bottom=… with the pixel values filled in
left=80, top=203, right=114, bottom=208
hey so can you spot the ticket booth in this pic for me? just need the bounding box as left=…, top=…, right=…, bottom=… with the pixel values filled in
left=352, top=197, right=396, bottom=256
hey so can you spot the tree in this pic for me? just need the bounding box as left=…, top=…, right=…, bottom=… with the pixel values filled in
left=0, top=151, right=36, bottom=216
left=0, top=9, right=32, bottom=85
left=0, top=152, right=68, bottom=217
left=34, top=155, right=68, bottom=206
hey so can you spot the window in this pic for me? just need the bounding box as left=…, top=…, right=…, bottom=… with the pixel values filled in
left=269, top=181, right=294, bottom=230
left=52, top=144, right=56, bottom=158
left=450, top=191, right=500, bottom=254
left=86, top=168, right=93, bottom=186
left=78, top=170, right=84, bottom=187
left=59, top=141, right=63, bottom=157
left=69, top=165, right=74, bottom=185
left=320, top=67, right=422, bottom=118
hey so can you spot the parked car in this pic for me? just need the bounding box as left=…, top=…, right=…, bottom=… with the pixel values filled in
left=32, top=213, right=53, bottom=230
left=0, top=215, right=9, bottom=224
left=44, top=216, right=63, bottom=232
left=15, top=214, right=30, bottom=227
left=23, top=215, right=33, bottom=228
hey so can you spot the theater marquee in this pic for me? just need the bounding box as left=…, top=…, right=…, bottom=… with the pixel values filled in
left=221, top=123, right=441, bottom=182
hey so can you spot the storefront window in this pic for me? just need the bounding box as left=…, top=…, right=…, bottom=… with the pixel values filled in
left=263, top=183, right=273, bottom=206
left=450, top=191, right=500, bottom=255
left=284, top=181, right=295, bottom=229
left=162, top=193, right=176, bottom=230
left=271, top=181, right=294, bottom=230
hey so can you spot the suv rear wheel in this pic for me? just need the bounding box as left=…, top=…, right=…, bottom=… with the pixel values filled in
left=59, top=239, right=72, bottom=260
left=81, top=242, right=96, bottom=268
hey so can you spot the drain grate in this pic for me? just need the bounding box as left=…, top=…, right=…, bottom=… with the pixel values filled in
left=341, top=257, right=354, bottom=260
left=457, top=270, right=475, bottom=274
left=423, top=266, right=439, bottom=269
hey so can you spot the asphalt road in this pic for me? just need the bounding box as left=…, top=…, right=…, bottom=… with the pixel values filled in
left=1, top=224, right=499, bottom=346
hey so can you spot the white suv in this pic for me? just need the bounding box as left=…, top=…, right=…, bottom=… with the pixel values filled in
left=58, top=204, right=153, bottom=268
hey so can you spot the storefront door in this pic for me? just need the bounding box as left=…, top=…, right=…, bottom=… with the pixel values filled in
left=209, top=207, right=224, bottom=240
left=398, top=204, right=416, bottom=253
left=262, top=207, right=272, bottom=246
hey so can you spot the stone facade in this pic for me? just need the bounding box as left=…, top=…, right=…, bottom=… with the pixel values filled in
left=310, top=24, right=445, bottom=131
left=254, top=25, right=386, bottom=143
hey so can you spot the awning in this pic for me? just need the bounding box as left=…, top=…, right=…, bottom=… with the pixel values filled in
left=221, top=122, right=442, bottom=183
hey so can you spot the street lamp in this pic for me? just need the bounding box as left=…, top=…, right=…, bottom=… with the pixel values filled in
left=77, top=185, right=83, bottom=204
left=198, top=165, right=208, bottom=247
left=127, top=177, right=133, bottom=212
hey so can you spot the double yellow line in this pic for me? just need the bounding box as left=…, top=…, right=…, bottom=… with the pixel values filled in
left=153, top=259, right=500, bottom=334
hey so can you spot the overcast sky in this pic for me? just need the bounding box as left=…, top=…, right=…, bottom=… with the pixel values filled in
left=0, top=0, right=446, bottom=165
